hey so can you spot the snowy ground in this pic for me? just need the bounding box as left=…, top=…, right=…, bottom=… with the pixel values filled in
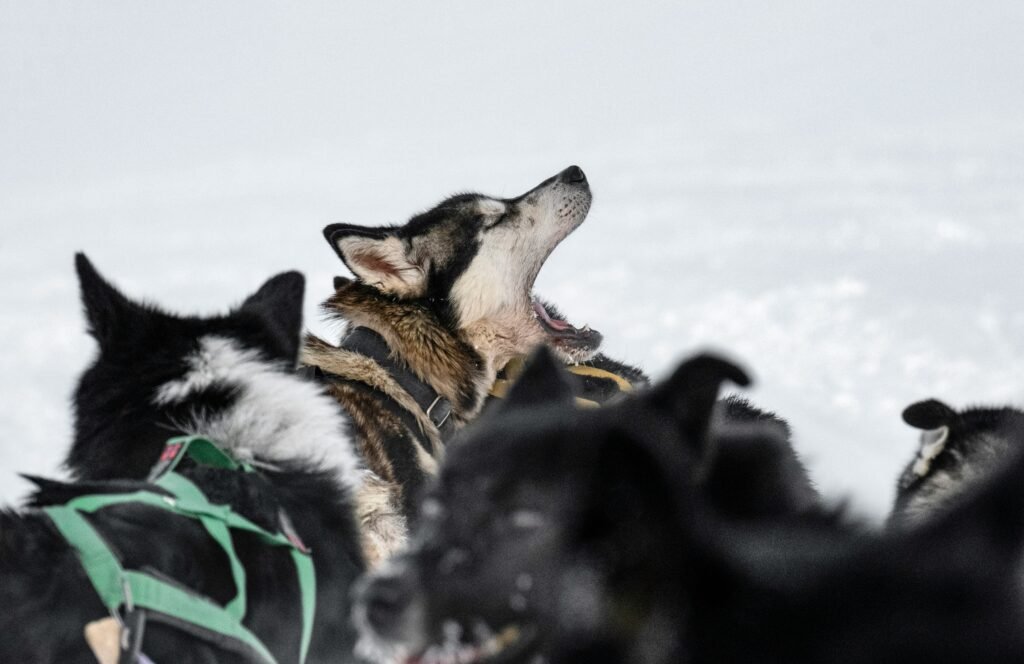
left=4, top=122, right=1023, bottom=519
left=3, top=2, right=1023, bottom=520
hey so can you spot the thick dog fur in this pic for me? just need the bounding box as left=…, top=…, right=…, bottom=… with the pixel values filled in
left=353, top=349, right=1024, bottom=664
left=708, top=395, right=819, bottom=518
left=1, top=255, right=366, bottom=662
left=891, top=398, right=1024, bottom=526
left=349, top=348, right=753, bottom=663
left=303, top=167, right=599, bottom=565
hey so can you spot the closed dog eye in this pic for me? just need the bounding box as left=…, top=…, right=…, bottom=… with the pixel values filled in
left=484, top=212, right=511, bottom=230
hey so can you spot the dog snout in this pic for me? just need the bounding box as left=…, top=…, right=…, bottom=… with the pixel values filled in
left=358, top=572, right=416, bottom=638
left=557, top=165, right=587, bottom=185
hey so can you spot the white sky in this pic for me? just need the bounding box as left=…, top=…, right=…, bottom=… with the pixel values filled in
left=4, top=1, right=1023, bottom=186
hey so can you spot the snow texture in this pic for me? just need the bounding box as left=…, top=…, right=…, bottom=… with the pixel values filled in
left=2, top=2, right=1023, bottom=519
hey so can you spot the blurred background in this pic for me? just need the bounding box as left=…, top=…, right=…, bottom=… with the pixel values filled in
left=2, top=1, right=1023, bottom=517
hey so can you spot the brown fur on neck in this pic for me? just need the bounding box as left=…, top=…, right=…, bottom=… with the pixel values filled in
left=319, top=278, right=490, bottom=422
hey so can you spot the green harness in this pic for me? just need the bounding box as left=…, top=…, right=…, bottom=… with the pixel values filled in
left=44, top=436, right=316, bottom=664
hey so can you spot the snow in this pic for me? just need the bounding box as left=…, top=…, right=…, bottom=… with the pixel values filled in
left=2, top=2, right=1023, bottom=520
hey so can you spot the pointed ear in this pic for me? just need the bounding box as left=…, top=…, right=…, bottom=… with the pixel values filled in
left=903, top=399, right=957, bottom=430
left=647, top=353, right=751, bottom=463
left=239, top=271, right=305, bottom=363
left=502, top=346, right=577, bottom=411
left=323, top=223, right=426, bottom=297
left=75, top=252, right=140, bottom=352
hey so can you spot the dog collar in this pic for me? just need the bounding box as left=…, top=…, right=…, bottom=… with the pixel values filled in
left=338, top=326, right=455, bottom=434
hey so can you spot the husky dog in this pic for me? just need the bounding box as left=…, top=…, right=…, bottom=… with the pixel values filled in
left=3, top=254, right=365, bottom=662
left=303, top=166, right=599, bottom=564
left=352, top=350, right=1024, bottom=664
left=891, top=398, right=1024, bottom=526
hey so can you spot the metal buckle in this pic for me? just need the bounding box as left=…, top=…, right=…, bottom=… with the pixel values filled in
left=425, top=395, right=452, bottom=429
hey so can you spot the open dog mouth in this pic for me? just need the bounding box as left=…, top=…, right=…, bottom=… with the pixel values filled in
left=531, top=297, right=603, bottom=361
left=406, top=624, right=536, bottom=664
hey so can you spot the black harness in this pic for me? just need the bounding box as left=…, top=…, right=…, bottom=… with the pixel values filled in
left=300, top=327, right=456, bottom=440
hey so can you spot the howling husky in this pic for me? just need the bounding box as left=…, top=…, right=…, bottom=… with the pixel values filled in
left=302, top=166, right=603, bottom=564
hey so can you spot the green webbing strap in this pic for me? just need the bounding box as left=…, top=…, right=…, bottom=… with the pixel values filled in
left=291, top=547, right=315, bottom=664
left=148, top=435, right=255, bottom=479
left=44, top=504, right=277, bottom=664
left=153, top=472, right=248, bottom=619
left=45, top=436, right=317, bottom=664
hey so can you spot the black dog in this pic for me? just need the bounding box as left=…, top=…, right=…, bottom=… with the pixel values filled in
left=353, top=348, right=1024, bottom=664
left=349, top=347, right=751, bottom=663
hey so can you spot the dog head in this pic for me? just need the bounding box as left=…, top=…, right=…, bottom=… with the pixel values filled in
left=67, top=254, right=358, bottom=488
left=323, top=166, right=600, bottom=364
left=351, top=348, right=749, bottom=664
left=892, top=398, right=1024, bottom=526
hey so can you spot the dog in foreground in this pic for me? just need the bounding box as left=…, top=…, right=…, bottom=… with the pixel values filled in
left=0, top=255, right=365, bottom=662
left=353, top=348, right=1024, bottom=664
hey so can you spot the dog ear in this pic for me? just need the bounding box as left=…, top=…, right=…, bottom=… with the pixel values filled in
left=239, top=271, right=305, bottom=364
left=323, top=223, right=426, bottom=297
left=902, top=399, right=957, bottom=430
left=502, top=346, right=577, bottom=411
left=75, top=253, right=142, bottom=353
left=647, top=353, right=751, bottom=464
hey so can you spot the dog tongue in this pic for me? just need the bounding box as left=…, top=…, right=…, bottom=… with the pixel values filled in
left=532, top=300, right=572, bottom=331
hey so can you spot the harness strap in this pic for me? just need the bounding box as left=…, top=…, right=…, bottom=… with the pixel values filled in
left=489, top=356, right=632, bottom=408
left=47, top=436, right=316, bottom=664
left=340, top=327, right=455, bottom=433
left=46, top=504, right=277, bottom=664
left=155, top=473, right=248, bottom=619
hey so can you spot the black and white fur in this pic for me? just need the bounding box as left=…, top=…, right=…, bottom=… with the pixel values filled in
left=68, top=255, right=362, bottom=492
left=891, top=397, right=1024, bottom=526
left=0, top=254, right=367, bottom=662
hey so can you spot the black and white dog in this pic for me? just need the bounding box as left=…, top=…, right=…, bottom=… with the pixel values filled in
left=0, top=255, right=366, bottom=662
left=891, top=398, right=1024, bottom=526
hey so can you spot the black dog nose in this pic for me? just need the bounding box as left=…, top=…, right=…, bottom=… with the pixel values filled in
left=359, top=574, right=412, bottom=637
left=558, top=165, right=587, bottom=184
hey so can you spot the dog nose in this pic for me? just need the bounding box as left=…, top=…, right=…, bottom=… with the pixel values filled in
left=359, top=573, right=413, bottom=637
left=558, top=165, right=587, bottom=185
